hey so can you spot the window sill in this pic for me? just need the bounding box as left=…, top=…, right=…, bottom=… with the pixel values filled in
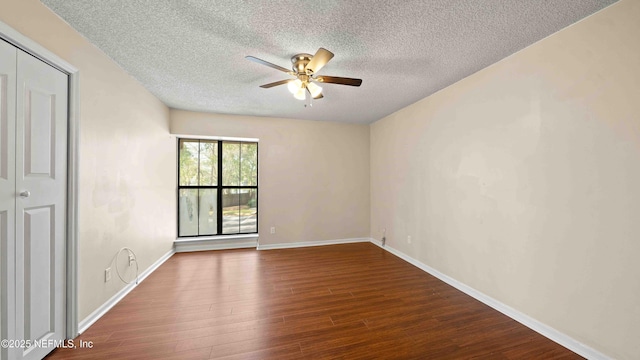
left=174, top=234, right=259, bottom=252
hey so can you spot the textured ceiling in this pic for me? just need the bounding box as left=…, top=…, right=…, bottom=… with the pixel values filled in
left=41, top=0, right=616, bottom=124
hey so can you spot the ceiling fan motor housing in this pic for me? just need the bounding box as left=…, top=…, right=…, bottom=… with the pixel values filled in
left=291, top=53, right=313, bottom=74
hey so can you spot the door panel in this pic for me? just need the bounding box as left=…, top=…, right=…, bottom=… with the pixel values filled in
left=15, top=49, right=67, bottom=360
left=1, top=64, right=13, bottom=181
left=0, top=39, right=17, bottom=360
left=23, top=206, right=54, bottom=342
left=24, top=88, right=56, bottom=177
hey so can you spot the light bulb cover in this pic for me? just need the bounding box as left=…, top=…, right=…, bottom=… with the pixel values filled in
left=294, top=87, right=306, bottom=100
left=287, top=79, right=302, bottom=94
left=307, top=82, right=323, bottom=98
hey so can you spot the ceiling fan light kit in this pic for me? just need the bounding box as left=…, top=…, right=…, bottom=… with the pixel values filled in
left=287, top=79, right=302, bottom=94
left=247, top=47, right=362, bottom=102
left=306, top=82, right=323, bottom=99
left=294, top=87, right=306, bottom=100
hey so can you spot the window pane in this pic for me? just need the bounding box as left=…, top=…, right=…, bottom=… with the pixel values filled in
left=222, top=189, right=240, bottom=234
left=240, top=143, right=258, bottom=186
left=222, top=142, right=240, bottom=186
left=199, top=140, right=217, bottom=186
left=198, top=189, right=217, bottom=235
left=239, top=189, right=257, bottom=233
left=179, top=139, right=199, bottom=186
left=178, top=189, right=198, bottom=237
left=222, top=188, right=257, bottom=234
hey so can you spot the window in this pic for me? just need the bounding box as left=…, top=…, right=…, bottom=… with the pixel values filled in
left=178, top=139, right=258, bottom=237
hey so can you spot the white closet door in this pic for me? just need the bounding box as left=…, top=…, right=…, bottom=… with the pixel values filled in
left=14, top=49, right=67, bottom=360
left=0, top=39, right=17, bottom=360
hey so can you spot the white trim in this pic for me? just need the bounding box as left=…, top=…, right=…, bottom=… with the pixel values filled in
left=176, top=233, right=258, bottom=242
left=0, top=20, right=81, bottom=339
left=0, top=22, right=77, bottom=74
left=173, top=134, right=259, bottom=142
left=368, top=239, right=610, bottom=360
left=174, top=235, right=258, bottom=252
left=77, top=249, right=175, bottom=334
left=66, top=70, right=80, bottom=338
left=257, top=237, right=370, bottom=250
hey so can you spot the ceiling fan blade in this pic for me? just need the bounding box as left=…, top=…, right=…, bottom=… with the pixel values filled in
left=246, top=56, right=291, bottom=74
left=260, top=79, right=293, bottom=88
left=306, top=48, right=334, bottom=74
left=315, top=76, right=362, bottom=87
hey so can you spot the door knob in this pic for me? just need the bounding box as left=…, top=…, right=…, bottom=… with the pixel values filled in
left=19, top=190, right=30, bottom=198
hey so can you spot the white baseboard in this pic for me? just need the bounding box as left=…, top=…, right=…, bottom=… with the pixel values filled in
left=257, top=237, right=370, bottom=250
left=368, top=238, right=609, bottom=360
left=174, top=235, right=258, bottom=252
left=77, top=248, right=175, bottom=334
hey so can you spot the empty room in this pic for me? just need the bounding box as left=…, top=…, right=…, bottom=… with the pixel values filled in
left=1, top=0, right=639, bottom=359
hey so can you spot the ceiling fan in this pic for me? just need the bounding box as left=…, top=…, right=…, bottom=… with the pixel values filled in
left=246, top=48, right=362, bottom=101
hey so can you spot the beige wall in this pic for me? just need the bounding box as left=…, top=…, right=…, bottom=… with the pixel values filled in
left=370, top=0, right=640, bottom=358
left=171, top=110, right=370, bottom=246
left=0, top=0, right=176, bottom=320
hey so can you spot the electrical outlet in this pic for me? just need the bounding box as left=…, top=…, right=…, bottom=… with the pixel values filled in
left=407, top=235, right=412, bottom=244
left=129, top=254, right=134, bottom=266
left=270, top=227, right=276, bottom=234
left=105, top=267, right=111, bottom=282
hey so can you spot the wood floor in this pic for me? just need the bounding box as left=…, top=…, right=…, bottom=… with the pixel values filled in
left=47, top=242, right=581, bottom=359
